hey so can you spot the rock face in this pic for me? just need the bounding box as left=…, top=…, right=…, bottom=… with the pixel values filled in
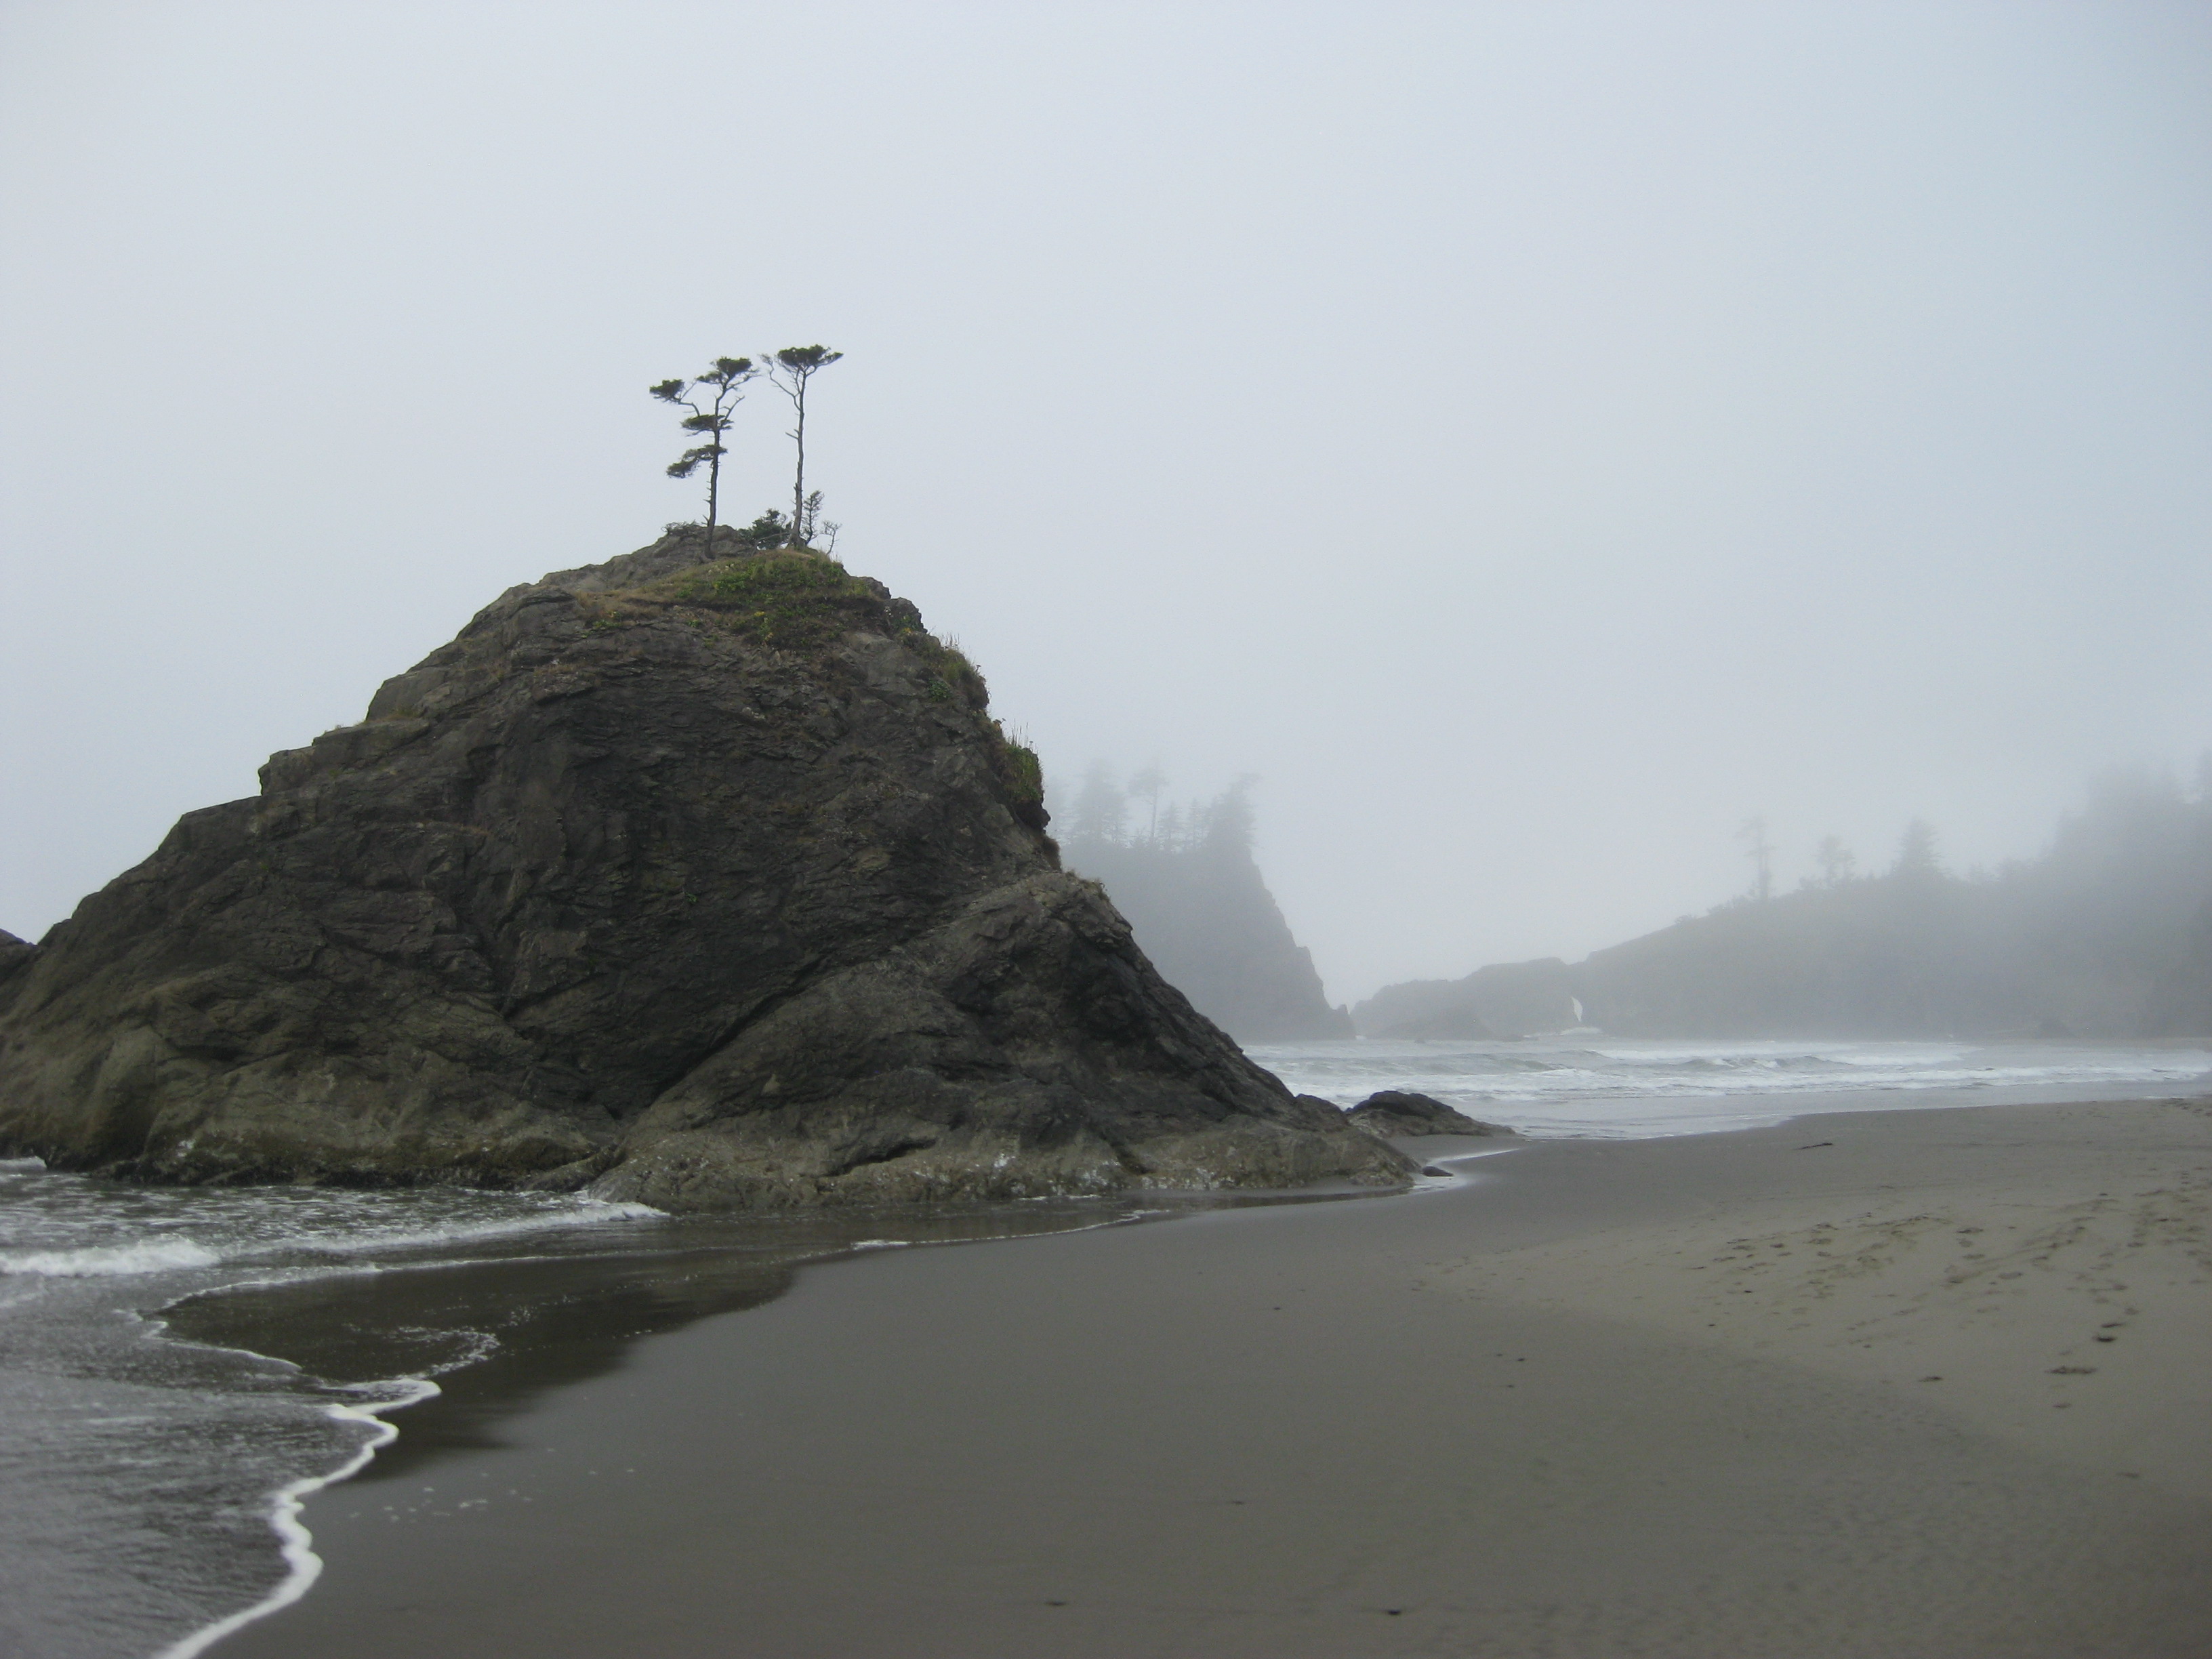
left=1343, top=1090, right=1514, bottom=1138
left=0, top=535, right=1410, bottom=1208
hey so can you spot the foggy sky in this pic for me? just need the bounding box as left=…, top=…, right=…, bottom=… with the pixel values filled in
left=3, top=1, right=2208, bottom=1005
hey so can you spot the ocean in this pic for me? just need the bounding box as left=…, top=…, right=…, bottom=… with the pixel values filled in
left=3, top=1036, right=2206, bottom=1658
left=1249, top=1033, right=2212, bottom=1139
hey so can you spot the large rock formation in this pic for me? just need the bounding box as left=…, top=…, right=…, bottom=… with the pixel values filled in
left=0, top=535, right=1410, bottom=1208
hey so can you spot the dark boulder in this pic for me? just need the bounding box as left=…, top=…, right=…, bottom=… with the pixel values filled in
left=1343, top=1090, right=1514, bottom=1139
left=0, top=535, right=1411, bottom=1208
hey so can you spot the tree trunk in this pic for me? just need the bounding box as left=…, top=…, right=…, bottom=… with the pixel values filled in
left=705, top=446, right=720, bottom=551
left=790, top=381, right=807, bottom=546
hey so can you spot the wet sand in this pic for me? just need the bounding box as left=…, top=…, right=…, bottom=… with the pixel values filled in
left=216, top=1098, right=2212, bottom=1657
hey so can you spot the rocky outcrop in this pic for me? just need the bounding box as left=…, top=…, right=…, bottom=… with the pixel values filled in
left=1343, top=1090, right=1513, bottom=1138
left=0, top=535, right=1410, bottom=1208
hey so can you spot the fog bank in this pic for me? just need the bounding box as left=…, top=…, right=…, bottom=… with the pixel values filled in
left=3, top=2, right=2206, bottom=1002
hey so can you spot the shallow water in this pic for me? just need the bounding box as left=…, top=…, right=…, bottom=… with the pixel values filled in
left=0, top=1172, right=668, bottom=1659
left=0, top=1167, right=1143, bottom=1659
left=3, top=1036, right=2206, bottom=1657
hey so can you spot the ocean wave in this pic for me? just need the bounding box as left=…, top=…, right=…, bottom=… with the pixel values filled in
left=1, top=1238, right=226, bottom=1277
left=1246, top=1036, right=2212, bottom=1139
left=0, top=1196, right=663, bottom=1280
left=1589, top=1046, right=1953, bottom=1071
left=281, top=1199, right=665, bottom=1261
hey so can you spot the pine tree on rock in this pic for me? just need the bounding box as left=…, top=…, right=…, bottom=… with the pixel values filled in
left=651, top=357, right=757, bottom=549
left=765, top=346, right=843, bottom=545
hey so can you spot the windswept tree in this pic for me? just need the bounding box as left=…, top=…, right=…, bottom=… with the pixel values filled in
left=1126, top=763, right=1167, bottom=844
left=1738, top=815, right=1776, bottom=903
left=1197, top=777, right=1260, bottom=861
left=1069, top=762, right=1127, bottom=844
left=1156, top=802, right=1186, bottom=853
left=1814, top=834, right=1858, bottom=886
left=764, top=346, right=843, bottom=544
left=651, top=356, right=756, bottom=548
left=1892, top=817, right=1944, bottom=881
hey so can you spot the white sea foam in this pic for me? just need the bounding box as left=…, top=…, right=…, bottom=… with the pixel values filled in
left=281, top=1198, right=665, bottom=1262
left=1, top=1239, right=224, bottom=1277
left=155, top=1376, right=441, bottom=1659
left=0, top=1155, right=48, bottom=1172
left=0, top=1192, right=663, bottom=1282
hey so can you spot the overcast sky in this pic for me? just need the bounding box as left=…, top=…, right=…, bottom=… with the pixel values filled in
left=3, top=1, right=2207, bottom=1004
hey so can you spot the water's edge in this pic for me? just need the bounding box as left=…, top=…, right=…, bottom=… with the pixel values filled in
left=142, top=1195, right=1264, bottom=1659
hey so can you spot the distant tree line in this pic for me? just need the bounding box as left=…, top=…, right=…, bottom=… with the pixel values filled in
left=650, top=346, right=845, bottom=554
left=1630, top=760, right=2212, bottom=1036
left=1064, top=762, right=1256, bottom=859
left=1361, top=758, right=2212, bottom=1040
left=1722, top=812, right=1959, bottom=914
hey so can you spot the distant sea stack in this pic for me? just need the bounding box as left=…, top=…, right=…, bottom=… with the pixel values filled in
left=0, top=535, right=1410, bottom=1207
left=1057, top=784, right=1353, bottom=1042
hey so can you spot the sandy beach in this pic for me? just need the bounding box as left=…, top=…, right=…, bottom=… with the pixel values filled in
left=211, top=1097, right=2212, bottom=1658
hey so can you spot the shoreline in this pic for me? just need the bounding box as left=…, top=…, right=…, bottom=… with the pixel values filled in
left=206, top=1095, right=2211, bottom=1656
left=156, top=1377, right=434, bottom=1659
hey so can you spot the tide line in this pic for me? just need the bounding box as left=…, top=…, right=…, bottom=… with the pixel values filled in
left=156, top=1376, right=440, bottom=1659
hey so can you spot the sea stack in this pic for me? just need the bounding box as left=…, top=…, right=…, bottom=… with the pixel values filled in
left=0, top=535, right=1410, bottom=1208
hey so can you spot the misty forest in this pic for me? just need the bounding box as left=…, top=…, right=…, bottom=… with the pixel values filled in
left=1046, top=755, right=2212, bottom=1046
left=1356, top=764, right=2212, bottom=1040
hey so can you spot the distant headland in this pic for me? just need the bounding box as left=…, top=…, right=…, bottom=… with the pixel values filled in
left=1359, top=777, right=2212, bottom=1040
